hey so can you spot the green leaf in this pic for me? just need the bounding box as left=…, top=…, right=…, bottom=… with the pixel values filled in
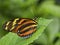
left=0, top=15, right=10, bottom=38
left=33, top=33, right=48, bottom=45
left=38, top=1, right=60, bottom=17
left=56, top=33, right=60, bottom=38
left=2, top=0, right=37, bottom=18
left=55, top=39, right=60, bottom=45
left=0, top=18, right=52, bottom=45
left=46, top=18, right=59, bottom=43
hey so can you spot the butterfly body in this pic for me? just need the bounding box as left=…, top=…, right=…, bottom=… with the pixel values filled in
left=3, top=18, right=37, bottom=38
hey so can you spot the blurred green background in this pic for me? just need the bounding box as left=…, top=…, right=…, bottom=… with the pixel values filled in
left=0, top=0, right=60, bottom=45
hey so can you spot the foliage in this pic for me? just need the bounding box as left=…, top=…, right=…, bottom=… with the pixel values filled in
left=0, top=0, right=60, bottom=45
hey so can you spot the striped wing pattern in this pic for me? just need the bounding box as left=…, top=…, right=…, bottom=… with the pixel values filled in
left=3, top=18, right=37, bottom=38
